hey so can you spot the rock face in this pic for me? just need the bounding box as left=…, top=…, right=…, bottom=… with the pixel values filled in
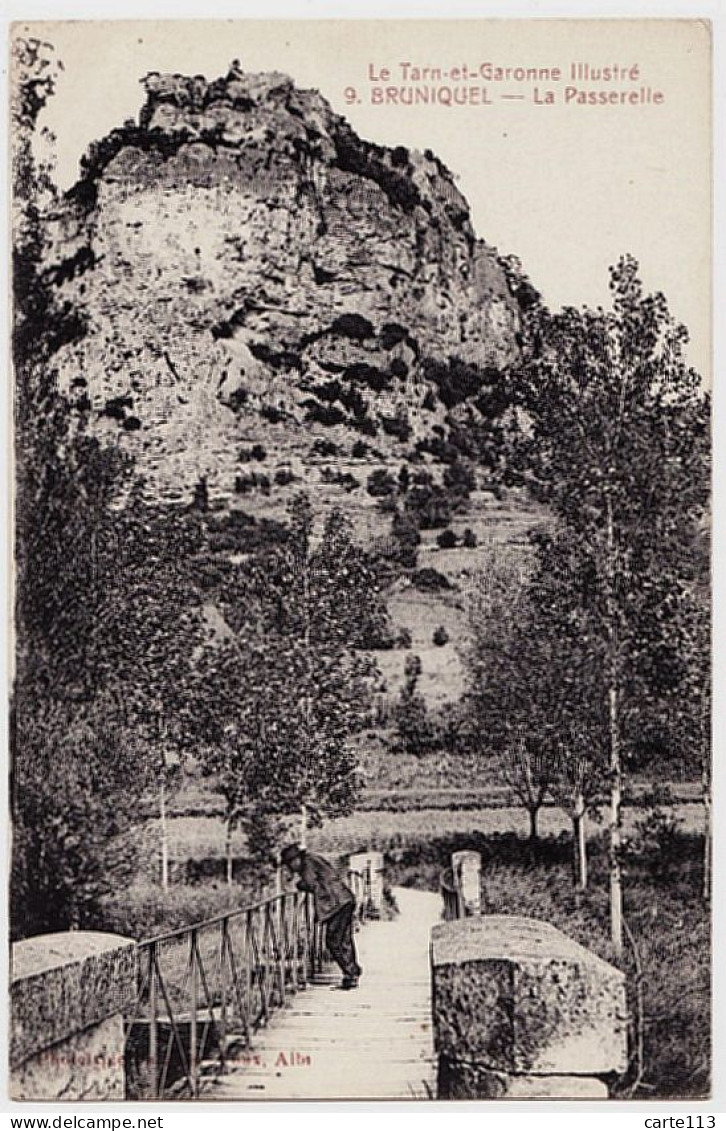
left=42, top=64, right=521, bottom=499
left=431, top=916, right=627, bottom=1099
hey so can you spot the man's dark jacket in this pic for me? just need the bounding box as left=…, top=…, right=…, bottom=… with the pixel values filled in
left=295, top=851, right=354, bottom=923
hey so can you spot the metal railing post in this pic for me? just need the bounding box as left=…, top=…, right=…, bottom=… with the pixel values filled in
left=190, top=929, right=199, bottom=1098
left=245, top=909, right=253, bottom=1024
left=277, top=894, right=286, bottom=1007
left=148, top=943, right=158, bottom=1101
left=219, top=918, right=228, bottom=1070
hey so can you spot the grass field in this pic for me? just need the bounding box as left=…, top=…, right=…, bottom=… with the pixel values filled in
left=150, top=799, right=705, bottom=863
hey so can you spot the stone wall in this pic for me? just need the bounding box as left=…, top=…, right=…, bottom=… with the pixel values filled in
left=10, top=932, right=137, bottom=1101
left=431, top=916, right=627, bottom=1099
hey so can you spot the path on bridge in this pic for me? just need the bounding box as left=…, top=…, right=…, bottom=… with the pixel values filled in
left=206, top=887, right=441, bottom=1101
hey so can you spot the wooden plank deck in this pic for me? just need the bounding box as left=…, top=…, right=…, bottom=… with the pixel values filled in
left=205, top=887, right=442, bottom=1101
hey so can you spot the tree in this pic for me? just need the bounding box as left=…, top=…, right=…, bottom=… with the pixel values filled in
left=394, top=654, right=436, bottom=756
left=502, top=729, right=553, bottom=855
left=194, top=495, right=383, bottom=854
left=549, top=721, right=604, bottom=890
left=514, top=256, right=710, bottom=956
left=468, top=537, right=607, bottom=875
left=10, top=696, right=151, bottom=935
left=11, top=36, right=208, bottom=928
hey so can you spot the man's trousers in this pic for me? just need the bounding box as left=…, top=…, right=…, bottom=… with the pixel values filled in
left=324, top=901, right=361, bottom=979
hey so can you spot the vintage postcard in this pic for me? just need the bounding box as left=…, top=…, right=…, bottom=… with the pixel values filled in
left=8, top=18, right=712, bottom=1104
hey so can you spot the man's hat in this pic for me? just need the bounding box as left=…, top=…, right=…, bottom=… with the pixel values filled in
left=280, top=843, right=304, bottom=866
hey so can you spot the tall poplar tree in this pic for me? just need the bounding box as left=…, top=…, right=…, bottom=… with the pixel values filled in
left=515, top=256, right=710, bottom=957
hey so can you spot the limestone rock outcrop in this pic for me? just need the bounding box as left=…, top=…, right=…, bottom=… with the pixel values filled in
left=43, top=64, right=522, bottom=498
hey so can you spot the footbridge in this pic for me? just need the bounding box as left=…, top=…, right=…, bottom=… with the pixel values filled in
left=10, top=851, right=629, bottom=1102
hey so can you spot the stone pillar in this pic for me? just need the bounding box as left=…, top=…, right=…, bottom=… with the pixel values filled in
left=431, top=916, right=627, bottom=1099
left=451, top=850, right=482, bottom=915
left=348, top=850, right=385, bottom=913
left=10, top=932, right=138, bottom=1101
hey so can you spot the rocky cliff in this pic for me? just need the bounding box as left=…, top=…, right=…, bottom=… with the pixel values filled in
left=43, top=63, right=522, bottom=500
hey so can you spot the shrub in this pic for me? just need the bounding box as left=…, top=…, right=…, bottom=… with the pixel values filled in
left=351, top=440, right=370, bottom=459
left=395, top=627, right=413, bottom=649
left=422, top=356, right=489, bottom=409
left=405, top=483, right=452, bottom=529
left=367, top=469, right=397, bottom=497
left=235, top=471, right=271, bottom=495
left=443, top=460, right=476, bottom=497
left=343, top=362, right=391, bottom=393
left=100, top=877, right=262, bottom=941
left=411, top=567, right=451, bottom=592
left=338, top=385, right=368, bottom=419
left=330, top=312, right=375, bottom=341
left=313, top=438, right=339, bottom=457
left=248, top=342, right=303, bottom=372
left=274, top=467, right=295, bottom=486
left=239, top=444, right=267, bottom=462
left=380, top=322, right=410, bottom=350
left=437, top=528, right=458, bottom=550
left=228, top=386, right=249, bottom=411
left=462, top=527, right=477, bottom=548
left=432, top=625, right=449, bottom=646
left=381, top=411, right=412, bottom=442
left=321, top=469, right=360, bottom=492
left=354, top=416, right=379, bottom=437
left=304, top=399, right=345, bottom=426
left=316, top=379, right=343, bottom=404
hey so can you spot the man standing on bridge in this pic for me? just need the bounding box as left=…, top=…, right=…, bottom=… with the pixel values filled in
left=280, top=844, right=362, bottom=990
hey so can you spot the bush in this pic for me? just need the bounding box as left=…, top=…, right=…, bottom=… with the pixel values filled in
left=330, top=312, right=375, bottom=341
left=432, top=625, right=449, bottom=646
left=422, top=356, right=490, bottom=409
left=304, top=399, right=346, bottom=427
left=100, top=877, right=262, bottom=941
left=381, top=411, right=412, bottom=442
left=411, top=567, right=451, bottom=592
left=354, top=415, right=379, bottom=437
left=343, top=362, right=391, bottom=393
left=235, top=471, right=271, bottom=495
left=443, top=459, right=476, bottom=497
left=351, top=440, right=370, bottom=459
left=395, top=627, right=413, bottom=649
left=11, top=702, right=149, bottom=938
left=462, top=527, right=477, bottom=548
left=389, top=511, right=420, bottom=569
left=238, top=444, right=267, bottom=462
left=313, top=438, right=339, bottom=457
left=274, top=467, right=295, bottom=486
left=405, top=482, right=452, bottom=529
left=321, top=468, right=360, bottom=492
left=367, top=468, right=397, bottom=497
left=437, top=528, right=458, bottom=550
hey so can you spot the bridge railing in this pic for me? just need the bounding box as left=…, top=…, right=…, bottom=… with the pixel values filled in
left=125, top=867, right=372, bottom=1099
left=125, top=889, right=325, bottom=1099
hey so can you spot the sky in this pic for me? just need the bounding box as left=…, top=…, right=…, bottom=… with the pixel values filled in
left=14, top=17, right=712, bottom=379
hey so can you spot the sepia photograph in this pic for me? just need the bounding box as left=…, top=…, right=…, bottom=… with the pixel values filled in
left=7, top=17, right=712, bottom=1105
